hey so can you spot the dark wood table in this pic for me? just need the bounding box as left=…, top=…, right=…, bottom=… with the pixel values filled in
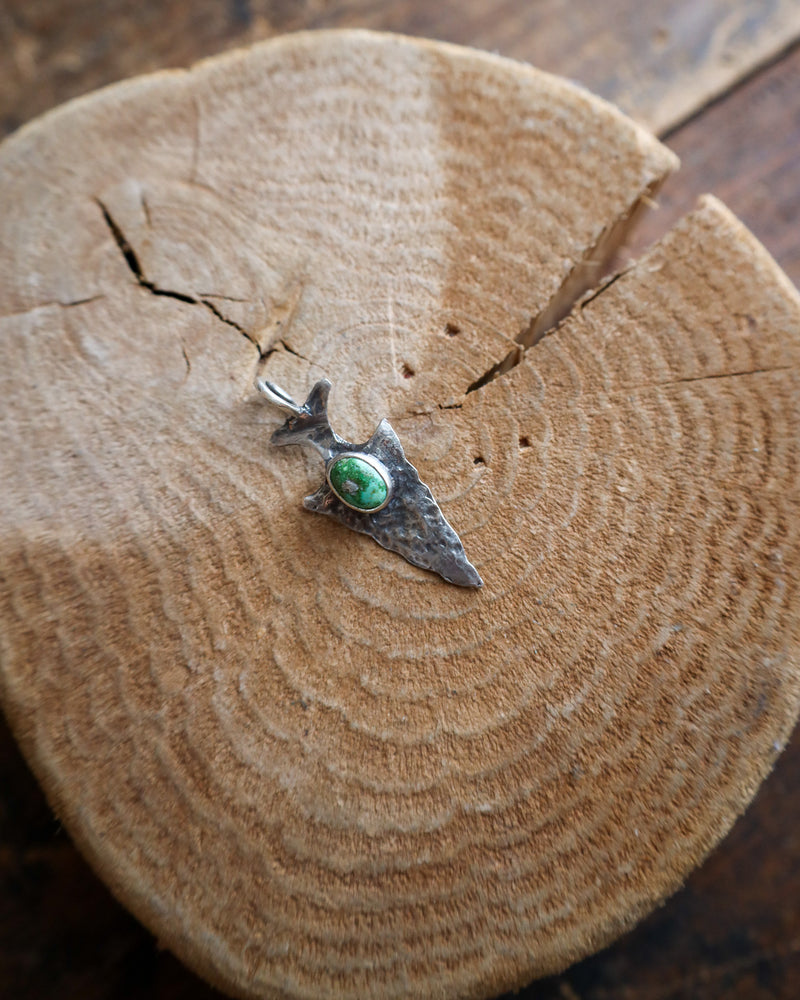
left=2, top=2, right=799, bottom=997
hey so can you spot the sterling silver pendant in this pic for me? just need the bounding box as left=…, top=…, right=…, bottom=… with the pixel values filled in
left=256, top=377, right=483, bottom=588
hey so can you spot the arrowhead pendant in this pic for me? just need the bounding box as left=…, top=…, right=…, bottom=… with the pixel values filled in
left=256, top=377, right=483, bottom=588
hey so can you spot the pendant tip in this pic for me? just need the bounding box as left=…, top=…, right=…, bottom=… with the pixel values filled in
left=441, top=559, right=483, bottom=589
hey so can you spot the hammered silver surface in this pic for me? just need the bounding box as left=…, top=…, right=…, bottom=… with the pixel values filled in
left=256, top=378, right=483, bottom=588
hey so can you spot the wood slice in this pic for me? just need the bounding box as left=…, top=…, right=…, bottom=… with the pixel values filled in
left=0, top=28, right=798, bottom=1000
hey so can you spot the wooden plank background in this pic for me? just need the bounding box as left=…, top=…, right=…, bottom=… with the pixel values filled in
left=1, top=2, right=799, bottom=997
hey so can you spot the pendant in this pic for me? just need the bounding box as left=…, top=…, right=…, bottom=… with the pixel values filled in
left=256, top=377, right=483, bottom=588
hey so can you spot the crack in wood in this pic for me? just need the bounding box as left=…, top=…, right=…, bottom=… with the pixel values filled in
left=95, top=197, right=263, bottom=356
left=626, top=365, right=796, bottom=393
left=579, top=269, right=629, bottom=310
left=279, top=340, right=311, bottom=363
left=0, top=295, right=106, bottom=321
left=96, top=173, right=670, bottom=409
left=199, top=295, right=259, bottom=348
left=259, top=337, right=313, bottom=366
left=463, top=180, right=667, bottom=399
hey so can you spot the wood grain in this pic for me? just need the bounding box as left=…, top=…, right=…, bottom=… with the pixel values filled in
left=4, top=721, right=800, bottom=998
left=535, top=731, right=800, bottom=999
left=2, top=0, right=800, bottom=139
left=1, top=28, right=799, bottom=1000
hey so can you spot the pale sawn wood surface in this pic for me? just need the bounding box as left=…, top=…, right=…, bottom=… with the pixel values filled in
left=1, top=28, right=800, bottom=1000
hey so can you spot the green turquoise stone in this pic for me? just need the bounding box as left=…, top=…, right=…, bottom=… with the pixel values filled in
left=328, top=455, right=389, bottom=511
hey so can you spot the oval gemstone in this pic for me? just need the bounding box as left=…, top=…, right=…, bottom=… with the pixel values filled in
left=328, top=455, right=390, bottom=512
